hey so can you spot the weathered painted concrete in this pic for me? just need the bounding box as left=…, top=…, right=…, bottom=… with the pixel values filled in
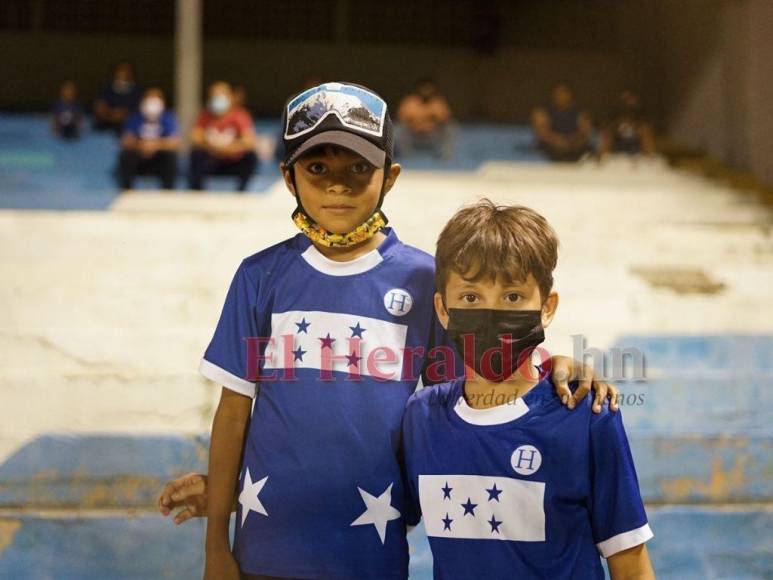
left=1, top=158, right=772, bottom=577
left=2, top=160, right=771, bottom=466
left=1, top=430, right=769, bottom=508
left=0, top=506, right=770, bottom=579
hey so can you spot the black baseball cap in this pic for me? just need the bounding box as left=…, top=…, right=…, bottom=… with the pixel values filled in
left=282, top=81, right=394, bottom=168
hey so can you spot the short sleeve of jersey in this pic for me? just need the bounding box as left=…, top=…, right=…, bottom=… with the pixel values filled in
left=199, top=261, right=260, bottom=398
left=589, top=408, right=653, bottom=558
left=161, top=112, right=179, bottom=137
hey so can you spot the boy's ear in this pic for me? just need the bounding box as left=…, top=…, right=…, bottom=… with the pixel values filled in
left=280, top=162, right=296, bottom=196
left=433, top=291, right=449, bottom=330
left=541, top=291, right=559, bottom=329
left=381, top=163, right=401, bottom=197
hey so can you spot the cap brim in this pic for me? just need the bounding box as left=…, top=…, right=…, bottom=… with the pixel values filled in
left=285, top=130, right=386, bottom=168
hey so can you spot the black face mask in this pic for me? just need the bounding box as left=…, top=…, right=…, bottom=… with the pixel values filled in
left=447, top=308, right=545, bottom=382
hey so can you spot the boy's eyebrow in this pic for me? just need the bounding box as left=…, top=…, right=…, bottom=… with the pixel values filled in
left=455, top=280, right=481, bottom=289
left=454, top=280, right=531, bottom=292
left=502, top=281, right=530, bottom=290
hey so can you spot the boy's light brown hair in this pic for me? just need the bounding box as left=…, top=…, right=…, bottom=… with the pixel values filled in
left=435, top=199, right=559, bottom=302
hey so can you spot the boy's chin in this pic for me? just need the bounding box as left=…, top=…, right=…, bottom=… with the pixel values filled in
left=317, top=218, right=362, bottom=234
left=320, top=224, right=356, bottom=235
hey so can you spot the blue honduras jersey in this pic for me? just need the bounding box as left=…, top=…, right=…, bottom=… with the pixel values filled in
left=402, top=376, right=653, bottom=580
left=124, top=110, right=178, bottom=140
left=200, top=228, right=450, bottom=579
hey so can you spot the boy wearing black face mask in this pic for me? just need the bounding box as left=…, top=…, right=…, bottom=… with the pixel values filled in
left=402, top=199, right=655, bottom=579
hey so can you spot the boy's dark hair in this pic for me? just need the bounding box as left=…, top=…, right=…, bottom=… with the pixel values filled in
left=435, top=199, right=559, bottom=302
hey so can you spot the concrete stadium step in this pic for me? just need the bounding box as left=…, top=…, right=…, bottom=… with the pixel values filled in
left=630, top=435, right=771, bottom=503
left=608, top=335, right=772, bottom=433
left=1, top=430, right=769, bottom=508
left=109, top=190, right=278, bottom=215
left=0, top=506, right=769, bottom=579
left=0, top=435, right=207, bottom=509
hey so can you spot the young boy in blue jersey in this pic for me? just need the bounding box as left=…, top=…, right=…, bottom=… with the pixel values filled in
left=402, top=200, right=655, bottom=579
left=161, top=82, right=622, bottom=580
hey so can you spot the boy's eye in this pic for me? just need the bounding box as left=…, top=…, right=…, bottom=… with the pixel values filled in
left=350, top=162, right=373, bottom=175
left=461, top=293, right=478, bottom=304
left=307, top=162, right=326, bottom=175
left=505, top=292, right=521, bottom=303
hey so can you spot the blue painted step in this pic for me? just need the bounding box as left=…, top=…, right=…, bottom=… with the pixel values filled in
left=1, top=431, right=769, bottom=508
left=604, top=335, right=773, bottom=433
left=0, top=434, right=207, bottom=508
left=0, top=507, right=769, bottom=579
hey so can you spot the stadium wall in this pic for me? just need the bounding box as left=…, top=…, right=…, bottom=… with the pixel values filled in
left=649, top=0, right=773, bottom=185
left=0, top=30, right=628, bottom=122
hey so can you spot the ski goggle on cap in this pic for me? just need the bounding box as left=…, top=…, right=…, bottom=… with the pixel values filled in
left=282, top=81, right=394, bottom=168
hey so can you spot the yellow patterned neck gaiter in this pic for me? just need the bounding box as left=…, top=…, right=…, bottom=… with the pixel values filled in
left=292, top=209, right=388, bottom=248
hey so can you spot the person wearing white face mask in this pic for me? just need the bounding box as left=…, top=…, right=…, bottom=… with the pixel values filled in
left=189, top=81, right=258, bottom=192
left=118, top=88, right=180, bottom=190
left=93, top=62, right=143, bottom=134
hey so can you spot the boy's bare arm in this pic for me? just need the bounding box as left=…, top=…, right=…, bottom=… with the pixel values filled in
left=205, top=387, right=252, bottom=563
left=608, top=544, right=655, bottom=580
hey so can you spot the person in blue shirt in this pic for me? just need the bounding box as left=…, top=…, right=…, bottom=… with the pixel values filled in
left=159, top=82, right=622, bottom=580
left=93, top=62, right=142, bottom=134
left=402, top=200, right=655, bottom=579
left=531, top=83, right=593, bottom=162
left=117, top=88, right=179, bottom=190
left=52, top=81, right=83, bottom=140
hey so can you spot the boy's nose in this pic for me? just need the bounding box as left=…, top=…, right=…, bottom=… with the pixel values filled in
left=326, top=182, right=353, bottom=195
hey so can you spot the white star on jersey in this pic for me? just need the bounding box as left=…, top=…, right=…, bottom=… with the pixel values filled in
left=239, top=468, right=268, bottom=526
left=350, top=482, right=401, bottom=544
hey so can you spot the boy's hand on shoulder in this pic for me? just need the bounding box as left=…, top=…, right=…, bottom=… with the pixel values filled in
left=204, top=548, right=241, bottom=580
left=549, top=355, right=620, bottom=413
left=158, top=472, right=208, bottom=525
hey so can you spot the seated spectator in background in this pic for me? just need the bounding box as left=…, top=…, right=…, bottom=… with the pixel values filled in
left=397, top=78, right=455, bottom=160
left=531, top=83, right=593, bottom=162
left=189, top=81, right=258, bottom=192
left=52, top=81, right=83, bottom=140
left=117, top=88, right=179, bottom=190
left=599, top=89, right=656, bottom=157
left=93, top=62, right=142, bottom=134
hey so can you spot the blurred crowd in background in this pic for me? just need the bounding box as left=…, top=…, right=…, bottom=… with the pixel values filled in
left=52, top=62, right=657, bottom=192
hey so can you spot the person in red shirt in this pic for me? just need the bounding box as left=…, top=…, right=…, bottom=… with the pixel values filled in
left=189, top=81, right=258, bottom=191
